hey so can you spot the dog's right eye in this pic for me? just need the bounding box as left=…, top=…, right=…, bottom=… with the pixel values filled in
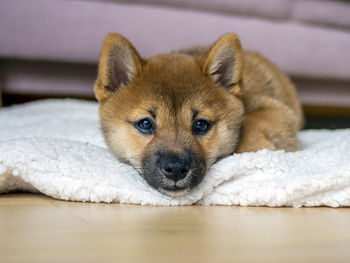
left=135, top=118, right=155, bottom=134
left=192, top=119, right=212, bottom=135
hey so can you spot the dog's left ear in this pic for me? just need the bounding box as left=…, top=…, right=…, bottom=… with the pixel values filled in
left=202, top=33, right=243, bottom=95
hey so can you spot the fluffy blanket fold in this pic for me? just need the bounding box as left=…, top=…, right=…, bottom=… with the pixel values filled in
left=1, top=99, right=349, bottom=207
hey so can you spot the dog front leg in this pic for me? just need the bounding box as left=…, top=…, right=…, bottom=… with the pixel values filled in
left=235, top=108, right=300, bottom=153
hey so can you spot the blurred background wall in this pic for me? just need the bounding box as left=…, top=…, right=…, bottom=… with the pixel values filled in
left=0, top=0, right=349, bottom=128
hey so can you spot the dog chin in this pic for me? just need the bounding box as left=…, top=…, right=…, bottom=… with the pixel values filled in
left=158, top=187, right=190, bottom=197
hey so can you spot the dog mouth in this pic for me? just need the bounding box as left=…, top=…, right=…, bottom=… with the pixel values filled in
left=139, top=169, right=204, bottom=197
left=158, top=186, right=190, bottom=197
left=142, top=168, right=204, bottom=197
left=153, top=169, right=193, bottom=197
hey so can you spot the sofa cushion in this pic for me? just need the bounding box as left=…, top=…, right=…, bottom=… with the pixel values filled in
left=293, top=0, right=350, bottom=29
left=113, top=0, right=294, bottom=19
left=1, top=0, right=350, bottom=80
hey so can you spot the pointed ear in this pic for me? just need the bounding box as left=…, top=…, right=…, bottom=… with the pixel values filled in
left=203, top=33, right=243, bottom=94
left=94, top=33, right=143, bottom=102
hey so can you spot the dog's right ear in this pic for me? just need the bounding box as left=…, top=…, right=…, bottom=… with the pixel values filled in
left=94, top=33, right=143, bottom=102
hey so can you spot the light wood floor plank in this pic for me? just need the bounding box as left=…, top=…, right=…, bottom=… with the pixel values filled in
left=1, top=193, right=349, bottom=263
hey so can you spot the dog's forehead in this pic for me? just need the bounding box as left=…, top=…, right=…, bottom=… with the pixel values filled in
left=143, top=54, right=202, bottom=83
left=123, top=54, right=232, bottom=119
left=137, top=55, right=217, bottom=97
left=134, top=86, right=227, bottom=122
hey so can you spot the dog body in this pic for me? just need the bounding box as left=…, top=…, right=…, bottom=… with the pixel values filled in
left=94, top=33, right=303, bottom=196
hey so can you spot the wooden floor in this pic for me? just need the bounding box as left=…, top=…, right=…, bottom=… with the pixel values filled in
left=1, top=193, right=350, bottom=263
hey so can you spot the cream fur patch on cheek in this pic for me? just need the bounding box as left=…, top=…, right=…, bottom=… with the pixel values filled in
left=110, top=123, right=156, bottom=171
left=107, top=127, right=140, bottom=165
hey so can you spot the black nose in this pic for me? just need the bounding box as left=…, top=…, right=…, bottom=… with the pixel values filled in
left=161, top=155, right=191, bottom=182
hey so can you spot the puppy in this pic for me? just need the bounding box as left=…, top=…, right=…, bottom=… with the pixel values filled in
left=94, top=33, right=304, bottom=196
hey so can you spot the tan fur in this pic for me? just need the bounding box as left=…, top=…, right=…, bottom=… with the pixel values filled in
left=94, top=33, right=304, bottom=194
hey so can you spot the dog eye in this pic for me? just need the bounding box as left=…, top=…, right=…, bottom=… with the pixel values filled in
left=192, top=119, right=212, bottom=135
left=135, top=118, right=155, bottom=134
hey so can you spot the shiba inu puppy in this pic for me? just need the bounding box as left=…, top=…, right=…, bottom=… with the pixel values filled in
left=94, top=33, right=303, bottom=196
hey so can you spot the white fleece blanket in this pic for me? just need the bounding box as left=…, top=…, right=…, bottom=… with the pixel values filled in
left=0, top=99, right=349, bottom=207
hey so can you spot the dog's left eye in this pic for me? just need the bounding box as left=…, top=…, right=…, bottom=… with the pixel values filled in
left=136, top=118, right=155, bottom=134
left=192, top=119, right=212, bottom=135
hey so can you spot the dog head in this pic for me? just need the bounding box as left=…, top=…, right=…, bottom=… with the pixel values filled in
left=94, top=33, right=244, bottom=196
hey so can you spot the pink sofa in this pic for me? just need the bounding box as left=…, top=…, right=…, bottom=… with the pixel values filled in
left=1, top=0, right=350, bottom=107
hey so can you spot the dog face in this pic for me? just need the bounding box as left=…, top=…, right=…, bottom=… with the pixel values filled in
left=94, top=33, right=244, bottom=196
